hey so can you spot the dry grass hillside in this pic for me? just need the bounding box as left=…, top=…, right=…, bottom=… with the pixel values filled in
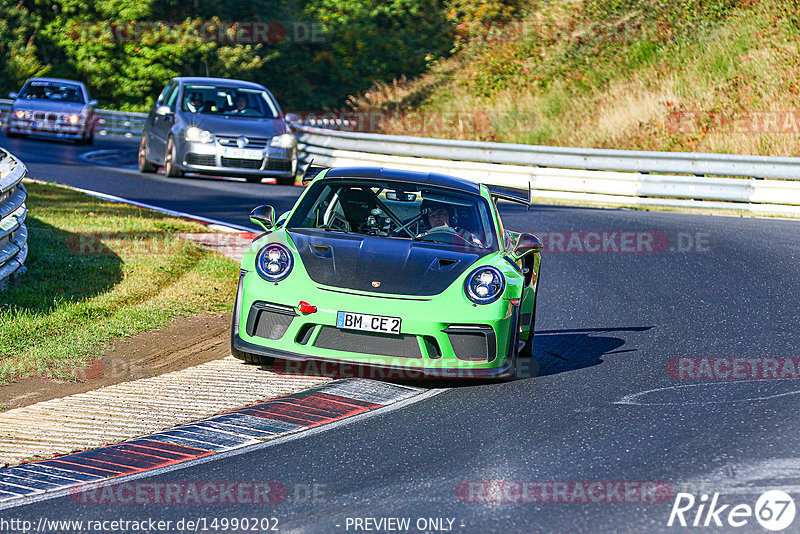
left=350, top=0, right=800, bottom=155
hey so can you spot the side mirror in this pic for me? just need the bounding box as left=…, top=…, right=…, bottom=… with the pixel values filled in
left=8, top=92, right=18, bottom=99
left=88, top=99, right=98, bottom=106
left=250, top=205, right=275, bottom=232
left=155, top=105, right=172, bottom=116
left=284, top=113, right=300, bottom=124
left=514, top=233, right=543, bottom=256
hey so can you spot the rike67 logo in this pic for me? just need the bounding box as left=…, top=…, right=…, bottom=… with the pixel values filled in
left=668, top=490, right=796, bottom=531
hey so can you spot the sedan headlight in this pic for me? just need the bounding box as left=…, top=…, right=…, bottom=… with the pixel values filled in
left=184, top=126, right=214, bottom=143
left=255, top=243, right=294, bottom=282
left=66, top=114, right=81, bottom=124
left=14, top=110, right=29, bottom=119
left=464, top=266, right=505, bottom=304
left=269, top=133, right=295, bottom=149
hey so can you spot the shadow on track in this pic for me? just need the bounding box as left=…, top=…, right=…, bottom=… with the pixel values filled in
left=249, top=326, right=654, bottom=389
left=528, top=326, right=652, bottom=377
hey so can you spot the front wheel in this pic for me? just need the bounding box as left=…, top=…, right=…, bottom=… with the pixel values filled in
left=276, top=174, right=296, bottom=186
left=518, top=272, right=540, bottom=359
left=164, top=135, right=183, bottom=177
left=245, top=176, right=263, bottom=184
left=138, top=135, right=157, bottom=173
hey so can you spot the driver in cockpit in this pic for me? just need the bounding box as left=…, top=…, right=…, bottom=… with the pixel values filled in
left=420, top=199, right=483, bottom=246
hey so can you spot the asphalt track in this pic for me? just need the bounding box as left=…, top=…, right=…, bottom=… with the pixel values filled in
left=3, top=132, right=800, bottom=533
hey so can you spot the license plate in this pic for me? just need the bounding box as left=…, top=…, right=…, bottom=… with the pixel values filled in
left=35, top=120, right=52, bottom=129
left=336, top=311, right=402, bottom=335
left=222, top=147, right=263, bottom=159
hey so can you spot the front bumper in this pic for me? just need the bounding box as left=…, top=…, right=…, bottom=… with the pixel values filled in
left=7, top=117, right=89, bottom=140
left=177, top=139, right=296, bottom=178
left=231, top=270, right=519, bottom=379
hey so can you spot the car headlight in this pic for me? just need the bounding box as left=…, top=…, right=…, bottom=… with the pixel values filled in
left=67, top=114, right=81, bottom=124
left=184, top=126, right=214, bottom=143
left=464, top=266, right=505, bottom=304
left=269, top=133, right=295, bottom=149
left=14, top=110, right=30, bottom=119
left=255, top=243, right=293, bottom=282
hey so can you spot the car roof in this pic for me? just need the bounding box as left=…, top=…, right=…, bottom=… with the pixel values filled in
left=174, top=77, right=268, bottom=90
left=25, top=77, right=87, bottom=88
left=322, top=167, right=482, bottom=195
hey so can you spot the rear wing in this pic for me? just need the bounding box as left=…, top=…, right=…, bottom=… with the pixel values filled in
left=301, top=160, right=330, bottom=184
left=485, top=183, right=532, bottom=210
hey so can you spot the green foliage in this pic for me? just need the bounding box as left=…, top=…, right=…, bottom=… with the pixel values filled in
left=0, top=0, right=459, bottom=111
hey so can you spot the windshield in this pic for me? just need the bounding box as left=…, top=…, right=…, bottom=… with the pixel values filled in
left=181, top=84, right=279, bottom=118
left=18, top=81, right=85, bottom=104
left=287, top=179, right=498, bottom=251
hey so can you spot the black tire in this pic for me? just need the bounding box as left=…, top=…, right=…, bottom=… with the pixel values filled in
left=85, top=132, right=94, bottom=146
left=518, top=270, right=540, bottom=359
left=245, top=175, right=263, bottom=184
left=6, top=130, right=22, bottom=139
left=138, top=135, right=157, bottom=173
left=164, top=135, right=183, bottom=177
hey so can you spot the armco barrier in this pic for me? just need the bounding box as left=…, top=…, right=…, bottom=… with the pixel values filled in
left=294, top=126, right=800, bottom=216
left=3, top=96, right=800, bottom=214
left=0, top=148, right=28, bottom=287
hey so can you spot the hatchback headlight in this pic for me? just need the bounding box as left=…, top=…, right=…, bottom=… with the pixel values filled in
left=255, top=243, right=293, bottom=282
left=464, top=266, right=505, bottom=304
left=185, top=126, right=214, bottom=143
left=270, top=133, right=295, bottom=149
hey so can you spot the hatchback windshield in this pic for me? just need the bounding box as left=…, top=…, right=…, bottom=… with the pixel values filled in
left=18, top=81, right=85, bottom=104
left=287, top=180, right=498, bottom=251
left=181, top=85, right=279, bottom=118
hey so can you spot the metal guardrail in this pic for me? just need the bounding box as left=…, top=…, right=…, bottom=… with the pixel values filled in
left=3, top=96, right=800, bottom=214
left=295, top=125, right=800, bottom=216
left=0, top=148, right=28, bottom=287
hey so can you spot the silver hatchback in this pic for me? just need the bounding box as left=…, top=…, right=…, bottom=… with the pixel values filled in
left=139, top=77, right=298, bottom=185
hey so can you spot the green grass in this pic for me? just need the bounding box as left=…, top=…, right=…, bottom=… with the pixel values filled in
left=0, top=181, right=239, bottom=384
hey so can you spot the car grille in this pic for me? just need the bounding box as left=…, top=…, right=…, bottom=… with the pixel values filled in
left=217, top=135, right=270, bottom=149
left=314, top=326, right=422, bottom=359
left=221, top=157, right=263, bottom=169
left=185, top=153, right=216, bottom=166
left=33, top=112, right=58, bottom=122
left=266, top=158, right=292, bottom=172
left=246, top=303, right=296, bottom=340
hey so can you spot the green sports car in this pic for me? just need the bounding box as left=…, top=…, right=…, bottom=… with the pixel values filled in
left=232, top=167, right=542, bottom=379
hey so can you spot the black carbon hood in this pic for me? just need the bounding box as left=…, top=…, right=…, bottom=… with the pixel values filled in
left=289, top=229, right=484, bottom=296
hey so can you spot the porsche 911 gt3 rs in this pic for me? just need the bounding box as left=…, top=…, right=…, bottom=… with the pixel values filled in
left=232, top=167, right=542, bottom=379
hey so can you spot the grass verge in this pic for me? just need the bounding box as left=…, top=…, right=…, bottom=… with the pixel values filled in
left=0, top=181, right=239, bottom=384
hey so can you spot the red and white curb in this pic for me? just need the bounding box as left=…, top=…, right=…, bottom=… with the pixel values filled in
left=0, top=378, right=427, bottom=507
